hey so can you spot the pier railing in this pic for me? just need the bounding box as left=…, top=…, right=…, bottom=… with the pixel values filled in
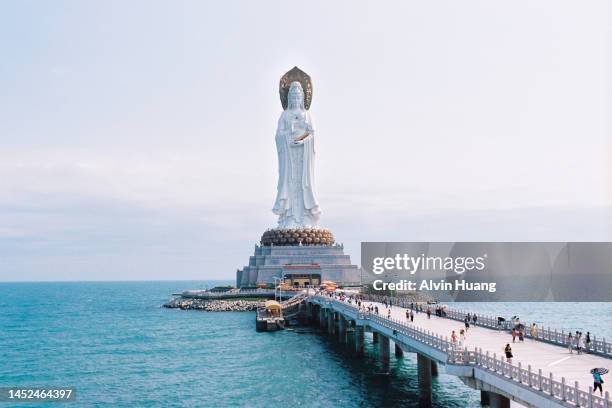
left=281, top=293, right=308, bottom=309
left=355, top=293, right=612, bottom=358
left=449, top=347, right=612, bottom=408
left=311, top=295, right=612, bottom=408
left=442, top=307, right=612, bottom=358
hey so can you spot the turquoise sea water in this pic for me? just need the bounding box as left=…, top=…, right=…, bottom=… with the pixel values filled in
left=0, top=281, right=610, bottom=408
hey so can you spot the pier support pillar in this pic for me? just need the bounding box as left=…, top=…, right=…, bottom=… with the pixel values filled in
left=480, top=391, right=490, bottom=406
left=417, top=353, right=432, bottom=407
left=372, top=331, right=379, bottom=343
left=327, top=310, right=334, bottom=334
left=431, top=360, right=438, bottom=377
left=310, top=304, right=314, bottom=322
left=318, top=307, right=325, bottom=327
left=338, top=315, right=347, bottom=341
left=488, top=393, right=510, bottom=408
left=379, top=333, right=390, bottom=372
left=355, top=326, right=365, bottom=357
left=395, top=343, right=404, bottom=357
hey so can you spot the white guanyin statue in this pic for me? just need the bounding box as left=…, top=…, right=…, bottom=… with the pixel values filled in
left=272, top=80, right=321, bottom=228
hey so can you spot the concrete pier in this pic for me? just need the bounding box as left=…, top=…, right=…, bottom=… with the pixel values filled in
left=338, top=315, right=347, bottom=341
left=480, top=390, right=490, bottom=406
left=395, top=343, right=404, bottom=357
left=306, top=295, right=612, bottom=408
left=327, top=309, right=334, bottom=334
left=488, top=392, right=510, bottom=408
left=417, top=353, right=432, bottom=407
left=379, top=333, right=390, bottom=372
left=355, top=325, right=365, bottom=357
left=318, top=307, right=325, bottom=327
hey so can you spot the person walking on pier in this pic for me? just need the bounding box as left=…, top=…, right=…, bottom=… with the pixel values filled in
left=593, top=370, right=604, bottom=396
left=567, top=332, right=574, bottom=354
left=387, top=309, right=391, bottom=319
left=410, top=311, right=414, bottom=322
left=504, top=344, right=513, bottom=364
left=586, top=332, right=591, bottom=352
left=577, top=333, right=585, bottom=355
left=426, top=307, right=431, bottom=319
left=518, top=328, right=524, bottom=342
left=511, top=328, right=517, bottom=343
left=530, top=323, right=538, bottom=338
left=464, top=316, right=470, bottom=332
left=472, top=314, right=477, bottom=325
left=406, top=310, right=410, bottom=321
left=451, top=330, right=458, bottom=350
left=459, top=329, right=466, bottom=347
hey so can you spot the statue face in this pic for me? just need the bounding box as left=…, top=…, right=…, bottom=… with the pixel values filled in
left=288, top=82, right=304, bottom=109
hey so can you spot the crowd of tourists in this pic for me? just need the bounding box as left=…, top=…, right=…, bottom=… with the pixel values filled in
left=566, top=331, right=592, bottom=354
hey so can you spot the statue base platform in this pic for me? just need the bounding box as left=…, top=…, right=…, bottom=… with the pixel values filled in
left=260, top=228, right=334, bottom=246
left=236, top=228, right=361, bottom=288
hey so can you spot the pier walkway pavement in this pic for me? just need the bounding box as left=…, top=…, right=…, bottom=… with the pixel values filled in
left=307, top=294, right=612, bottom=408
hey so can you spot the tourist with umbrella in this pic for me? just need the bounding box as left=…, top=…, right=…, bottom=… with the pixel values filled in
left=591, top=368, right=608, bottom=396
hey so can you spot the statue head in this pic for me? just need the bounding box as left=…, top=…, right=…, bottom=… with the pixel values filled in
left=287, top=81, right=305, bottom=110
left=279, top=67, right=312, bottom=110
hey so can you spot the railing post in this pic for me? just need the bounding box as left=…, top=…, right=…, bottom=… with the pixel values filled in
left=575, top=381, right=580, bottom=405
left=604, top=391, right=609, bottom=408
left=588, top=386, right=593, bottom=408
left=561, top=377, right=566, bottom=401
left=518, top=362, right=522, bottom=382
left=528, top=365, right=532, bottom=387
left=549, top=372, right=554, bottom=395
left=562, top=329, right=565, bottom=345
left=538, top=369, right=543, bottom=391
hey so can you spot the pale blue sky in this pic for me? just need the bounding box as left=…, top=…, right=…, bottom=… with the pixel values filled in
left=0, top=1, right=610, bottom=281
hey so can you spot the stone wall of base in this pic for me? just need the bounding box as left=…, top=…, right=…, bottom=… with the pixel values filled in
left=237, top=244, right=361, bottom=287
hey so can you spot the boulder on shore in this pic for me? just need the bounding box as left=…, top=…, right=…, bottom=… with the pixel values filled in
left=163, top=298, right=264, bottom=311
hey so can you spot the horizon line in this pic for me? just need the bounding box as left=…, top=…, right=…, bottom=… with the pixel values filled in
left=0, top=278, right=235, bottom=283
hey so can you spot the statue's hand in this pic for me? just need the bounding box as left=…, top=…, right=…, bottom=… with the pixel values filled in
left=294, top=132, right=309, bottom=142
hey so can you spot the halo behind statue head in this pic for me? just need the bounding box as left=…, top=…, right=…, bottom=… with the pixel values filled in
left=279, top=66, right=312, bottom=110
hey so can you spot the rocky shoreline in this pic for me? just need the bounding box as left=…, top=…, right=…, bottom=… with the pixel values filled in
left=163, top=298, right=264, bottom=311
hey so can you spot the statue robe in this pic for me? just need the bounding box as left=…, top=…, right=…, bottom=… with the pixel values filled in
left=272, top=108, right=321, bottom=228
